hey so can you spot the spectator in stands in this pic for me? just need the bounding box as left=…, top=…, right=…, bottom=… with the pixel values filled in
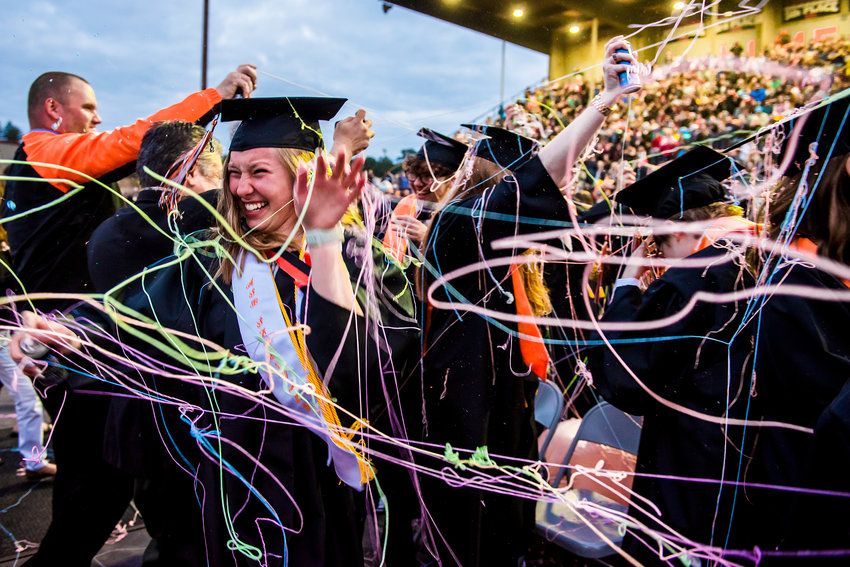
left=482, top=34, right=848, bottom=204
left=731, top=41, right=744, bottom=57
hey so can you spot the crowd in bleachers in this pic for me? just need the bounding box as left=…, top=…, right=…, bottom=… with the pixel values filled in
left=444, top=33, right=850, bottom=206
left=369, top=34, right=850, bottom=202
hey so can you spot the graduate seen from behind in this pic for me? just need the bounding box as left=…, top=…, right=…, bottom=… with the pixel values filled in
left=745, top=90, right=850, bottom=560
left=586, top=147, right=762, bottom=565
left=415, top=36, right=643, bottom=567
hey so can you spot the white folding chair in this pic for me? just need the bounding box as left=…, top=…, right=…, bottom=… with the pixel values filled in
left=534, top=378, right=564, bottom=459
left=535, top=401, right=642, bottom=559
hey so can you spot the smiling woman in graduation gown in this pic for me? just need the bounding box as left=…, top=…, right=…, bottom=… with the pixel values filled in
left=8, top=97, right=409, bottom=566
left=106, top=97, right=410, bottom=567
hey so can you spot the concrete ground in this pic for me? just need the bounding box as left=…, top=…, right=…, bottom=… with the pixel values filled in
left=0, top=385, right=149, bottom=567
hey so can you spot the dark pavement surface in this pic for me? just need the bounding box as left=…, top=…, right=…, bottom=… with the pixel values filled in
left=0, top=386, right=577, bottom=567
left=0, top=386, right=149, bottom=567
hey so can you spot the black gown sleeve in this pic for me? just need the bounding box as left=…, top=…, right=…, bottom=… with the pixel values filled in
left=434, top=155, right=571, bottom=264
left=104, top=253, right=228, bottom=376
left=748, top=263, right=850, bottom=551
left=586, top=272, right=703, bottom=415
left=587, top=244, right=754, bottom=417
left=785, top=380, right=850, bottom=550
left=603, top=284, right=644, bottom=318
left=21, top=256, right=206, bottom=394
left=302, top=235, right=420, bottom=429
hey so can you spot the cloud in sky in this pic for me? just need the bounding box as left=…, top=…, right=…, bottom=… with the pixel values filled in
left=1, top=0, right=548, bottom=159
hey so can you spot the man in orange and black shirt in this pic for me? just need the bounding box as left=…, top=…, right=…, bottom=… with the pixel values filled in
left=2, top=65, right=255, bottom=313
left=1, top=65, right=256, bottom=567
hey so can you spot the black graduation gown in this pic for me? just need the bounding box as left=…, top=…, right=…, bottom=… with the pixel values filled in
left=86, top=189, right=220, bottom=564
left=339, top=223, right=426, bottom=566
left=87, top=188, right=219, bottom=292
left=112, top=219, right=423, bottom=567
left=586, top=243, right=758, bottom=565
left=420, top=155, right=572, bottom=566
left=90, top=188, right=219, bottom=477
left=745, top=261, right=850, bottom=562
left=115, top=251, right=373, bottom=567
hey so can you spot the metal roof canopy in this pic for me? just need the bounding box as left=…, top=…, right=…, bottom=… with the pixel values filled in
left=387, top=0, right=676, bottom=53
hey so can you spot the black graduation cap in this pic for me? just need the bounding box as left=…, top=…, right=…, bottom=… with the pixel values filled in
left=220, top=97, right=347, bottom=152
left=612, top=145, right=739, bottom=219
left=461, top=123, right=540, bottom=170
left=577, top=198, right=626, bottom=224
left=774, top=88, right=850, bottom=177
left=416, top=127, right=468, bottom=169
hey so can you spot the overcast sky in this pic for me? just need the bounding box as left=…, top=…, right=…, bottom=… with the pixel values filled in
left=0, top=0, right=548, bottom=160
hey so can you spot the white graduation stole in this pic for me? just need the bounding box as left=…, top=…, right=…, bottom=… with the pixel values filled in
left=232, top=252, right=371, bottom=490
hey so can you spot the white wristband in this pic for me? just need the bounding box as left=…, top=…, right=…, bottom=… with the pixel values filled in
left=613, top=277, right=640, bottom=289
left=305, top=223, right=344, bottom=248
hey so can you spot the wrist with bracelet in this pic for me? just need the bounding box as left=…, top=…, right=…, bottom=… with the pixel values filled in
left=590, top=94, right=614, bottom=117
left=305, top=223, right=344, bottom=248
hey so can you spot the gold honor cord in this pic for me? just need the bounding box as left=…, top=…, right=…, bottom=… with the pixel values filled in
left=272, top=265, right=373, bottom=485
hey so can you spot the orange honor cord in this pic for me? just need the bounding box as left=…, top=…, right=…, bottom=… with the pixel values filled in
left=382, top=194, right=418, bottom=263
left=691, top=216, right=761, bottom=255
left=510, top=263, right=551, bottom=381
left=789, top=237, right=850, bottom=288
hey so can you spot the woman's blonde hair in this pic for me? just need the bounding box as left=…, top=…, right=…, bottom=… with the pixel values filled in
left=216, top=147, right=314, bottom=284
left=437, top=156, right=508, bottom=207
left=411, top=155, right=557, bottom=316
left=517, top=249, right=552, bottom=317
